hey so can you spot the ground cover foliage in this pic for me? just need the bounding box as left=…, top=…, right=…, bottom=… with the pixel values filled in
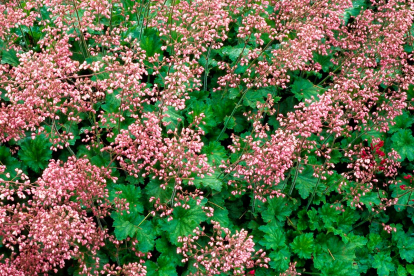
left=1, top=0, right=414, bottom=275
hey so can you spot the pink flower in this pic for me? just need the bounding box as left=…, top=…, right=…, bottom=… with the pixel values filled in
left=361, top=149, right=368, bottom=158
left=376, top=149, right=385, bottom=156
left=372, top=141, right=384, bottom=149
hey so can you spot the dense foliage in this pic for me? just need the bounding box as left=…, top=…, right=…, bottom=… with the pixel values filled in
left=1, top=0, right=414, bottom=275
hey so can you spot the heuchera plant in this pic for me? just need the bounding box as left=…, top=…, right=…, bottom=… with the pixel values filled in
left=1, top=0, right=414, bottom=275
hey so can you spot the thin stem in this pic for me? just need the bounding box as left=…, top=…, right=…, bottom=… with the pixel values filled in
left=109, top=1, right=114, bottom=35
left=204, top=45, right=212, bottom=91
left=306, top=136, right=336, bottom=210
left=288, top=138, right=306, bottom=196
left=52, top=119, right=76, bottom=157
left=18, top=26, right=30, bottom=51
left=207, top=201, right=224, bottom=210
left=286, top=216, right=302, bottom=234
left=288, top=160, right=301, bottom=196
left=71, top=0, right=90, bottom=57
left=137, top=212, right=152, bottom=227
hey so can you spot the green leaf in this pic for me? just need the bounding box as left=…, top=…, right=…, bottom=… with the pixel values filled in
left=208, top=195, right=231, bottom=228
left=109, top=184, right=144, bottom=214
left=144, top=178, right=173, bottom=203
left=260, top=196, right=294, bottom=223
left=359, top=190, right=381, bottom=208
left=198, top=55, right=218, bottom=68
left=156, top=236, right=183, bottom=266
left=307, top=208, right=323, bottom=231
left=1, top=49, right=20, bottom=66
left=228, top=88, right=240, bottom=99
left=68, top=37, right=85, bottom=63
left=61, top=122, right=80, bottom=146
left=341, top=233, right=367, bottom=248
left=391, top=129, right=414, bottom=161
left=268, top=248, right=291, bottom=272
left=101, top=92, right=120, bottom=113
left=161, top=198, right=208, bottom=245
left=388, top=111, right=413, bottom=133
left=361, top=124, right=386, bottom=144
left=336, top=209, right=361, bottom=233
left=290, top=233, right=314, bottom=259
left=18, top=134, right=52, bottom=173
left=243, top=90, right=265, bottom=108
left=313, top=52, right=333, bottom=73
left=397, top=235, right=414, bottom=263
left=291, top=77, right=321, bottom=101
left=329, top=149, right=343, bottom=163
left=181, top=260, right=200, bottom=276
left=186, top=100, right=217, bottom=134
left=392, top=178, right=414, bottom=211
left=243, top=87, right=279, bottom=109
left=126, top=174, right=144, bottom=185
left=146, top=256, right=178, bottom=276
left=278, top=96, right=298, bottom=114
left=297, top=210, right=309, bottom=231
left=234, top=64, right=248, bottom=74
left=111, top=212, right=156, bottom=252
left=90, top=151, right=111, bottom=167
left=193, top=171, right=223, bottom=191
left=0, top=146, right=22, bottom=180
left=202, top=141, right=227, bottom=166
left=343, top=0, right=367, bottom=25
left=258, top=221, right=285, bottom=250
left=247, top=220, right=262, bottom=244
left=373, top=251, right=395, bottom=276
left=406, top=84, right=414, bottom=101
left=208, top=95, right=234, bottom=124
left=112, top=212, right=138, bottom=240
left=407, top=264, right=414, bottom=275
left=293, top=165, right=323, bottom=199
left=319, top=203, right=341, bottom=231
left=367, top=233, right=388, bottom=251
left=234, top=114, right=249, bottom=133
left=135, top=219, right=157, bottom=253
left=320, top=261, right=357, bottom=276
left=225, top=197, right=244, bottom=221
left=124, top=25, right=142, bottom=41
left=140, top=28, right=163, bottom=57
left=397, top=265, right=408, bottom=276
left=217, top=45, right=250, bottom=62
left=314, top=234, right=356, bottom=266
left=223, top=116, right=236, bottom=129
left=162, top=106, right=184, bottom=131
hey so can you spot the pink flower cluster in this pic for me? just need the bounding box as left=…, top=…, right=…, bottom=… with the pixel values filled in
left=0, top=157, right=147, bottom=275
left=219, top=0, right=412, bottom=208
left=0, top=0, right=413, bottom=273
left=177, top=221, right=270, bottom=275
